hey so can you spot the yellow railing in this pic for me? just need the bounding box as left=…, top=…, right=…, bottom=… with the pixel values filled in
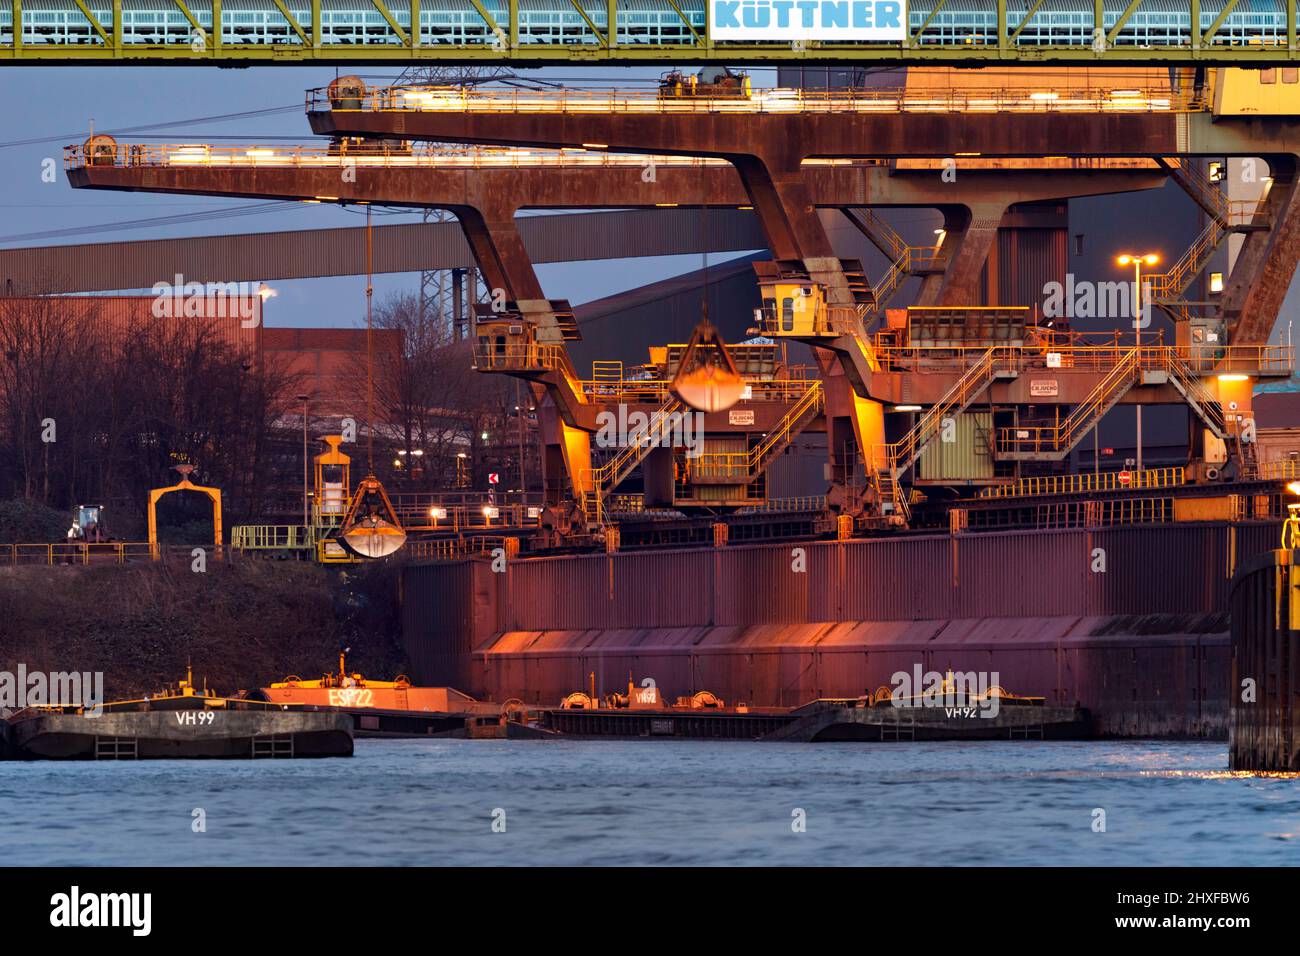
left=979, top=467, right=1187, bottom=499
left=581, top=397, right=686, bottom=512
left=309, top=85, right=1199, bottom=117
left=1258, top=460, right=1300, bottom=482
left=1146, top=219, right=1223, bottom=300
left=689, top=382, right=824, bottom=481
left=873, top=342, right=1291, bottom=377
left=404, top=537, right=509, bottom=562
left=1164, top=350, right=1227, bottom=435
left=397, top=503, right=541, bottom=530
left=66, top=142, right=741, bottom=171
left=873, top=246, right=945, bottom=307
left=5, top=542, right=166, bottom=565
left=230, top=525, right=312, bottom=550
left=997, top=348, right=1140, bottom=456
left=740, top=495, right=828, bottom=514
left=576, top=376, right=818, bottom=406
left=472, top=341, right=569, bottom=372
left=878, top=346, right=1009, bottom=475
left=761, top=304, right=863, bottom=339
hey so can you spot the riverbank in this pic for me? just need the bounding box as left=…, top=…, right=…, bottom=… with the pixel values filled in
left=0, top=560, right=405, bottom=698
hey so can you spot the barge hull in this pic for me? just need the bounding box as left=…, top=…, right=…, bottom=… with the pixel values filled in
left=8, top=711, right=353, bottom=759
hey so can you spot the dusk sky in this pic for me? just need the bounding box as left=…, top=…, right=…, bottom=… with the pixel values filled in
left=0, top=66, right=774, bottom=327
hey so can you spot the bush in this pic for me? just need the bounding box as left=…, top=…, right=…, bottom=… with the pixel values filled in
left=0, top=498, right=70, bottom=544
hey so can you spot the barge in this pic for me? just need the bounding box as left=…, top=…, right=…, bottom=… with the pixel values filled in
left=5, top=670, right=352, bottom=760
left=256, top=652, right=504, bottom=738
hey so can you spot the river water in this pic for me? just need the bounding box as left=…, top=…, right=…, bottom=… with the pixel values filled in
left=1, top=739, right=1296, bottom=866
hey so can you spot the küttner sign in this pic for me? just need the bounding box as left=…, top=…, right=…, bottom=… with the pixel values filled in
left=710, top=1, right=907, bottom=41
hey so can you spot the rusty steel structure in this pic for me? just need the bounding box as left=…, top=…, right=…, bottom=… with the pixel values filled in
left=66, top=138, right=1205, bottom=529
left=290, top=73, right=1299, bottom=528
left=61, top=67, right=1300, bottom=537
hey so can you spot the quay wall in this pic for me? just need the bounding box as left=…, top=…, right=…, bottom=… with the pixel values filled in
left=1229, top=548, right=1300, bottom=769
left=401, top=522, right=1282, bottom=738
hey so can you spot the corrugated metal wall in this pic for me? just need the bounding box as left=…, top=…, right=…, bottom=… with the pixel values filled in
left=0, top=210, right=764, bottom=294
left=401, top=523, right=1280, bottom=735
left=996, top=226, right=1066, bottom=310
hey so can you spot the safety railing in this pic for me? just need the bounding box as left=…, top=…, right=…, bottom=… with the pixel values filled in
left=873, top=245, right=946, bottom=308
left=398, top=503, right=542, bottom=531
left=404, top=536, right=511, bottom=562
left=308, top=85, right=1197, bottom=117
left=689, top=382, right=825, bottom=482
left=66, top=142, right=739, bottom=171
left=576, top=374, right=821, bottom=406
left=978, top=467, right=1187, bottom=499
left=761, top=304, right=863, bottom=339
left=738, top=495, right=829, bottom=514
left=1164, top=350, right=1228, bottom=436
left=1145, top=219, right=1224, bottom=301
left=872, top=342, right=1291, bottom=377
left=869, top=345, right=1013, bottom=480
left=996, top=348, right=1140, bottom=457
left=4, top=542, right=176, bottom=565
left=230, top=525, right=312, bottom=551
left=472, top=341, right=570, bottom=373
left=580, top=396, right=686, bottom=523
left=1183, top=345, right=1293, bottom=376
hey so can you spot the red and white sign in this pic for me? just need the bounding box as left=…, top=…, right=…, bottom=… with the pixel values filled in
left=488, top=472, right=499, bottom=485
left=1118, top=470, right=1132, bottom=486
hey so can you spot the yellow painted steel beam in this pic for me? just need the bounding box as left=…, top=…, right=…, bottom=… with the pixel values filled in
left=465, top=0, right=509, bottom=49
left=564, top=0, right=607, bottom=47
left=909, top=0, right=948, bottom=47
left=368, top=0, right=407, bottom=44
left=170, top=0, right=205, bottom=39
left=1008, top=0, right=1045, bottom=43
left=1202, top=0, right=1242, bottom=45
left=662, top=0, right=702, bottom=45
left=269, top=0, right=309, bottom=43
left=1106, top=0, right=1143, bottom=45
left=70, top=0, right=108, bottom=43
left=7, top=41, right=1300, bottom=63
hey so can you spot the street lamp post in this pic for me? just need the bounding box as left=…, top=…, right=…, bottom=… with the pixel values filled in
left=296, top=393, right=310, bottom=531
left=1116, top=253, right=1160, bottom=474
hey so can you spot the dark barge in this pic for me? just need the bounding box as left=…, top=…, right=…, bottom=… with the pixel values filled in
left=4, top=672, right=353, bottom=760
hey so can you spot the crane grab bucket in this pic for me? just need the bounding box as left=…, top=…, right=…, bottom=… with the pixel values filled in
left=337, top=475, right=407, bottom=559
left=670, top=320, right=746, bottom=413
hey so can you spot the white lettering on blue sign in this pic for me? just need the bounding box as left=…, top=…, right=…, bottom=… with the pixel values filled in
left=710, top=0, right=905, bottom=40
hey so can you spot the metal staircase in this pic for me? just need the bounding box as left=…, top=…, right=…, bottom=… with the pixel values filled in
left=867, top=346, right=1014, bottom=522
left=750, top=381, right=824, bottom=473
left=871, top=467, right=911, bottom=524
left=1150, top=158, right=1270, bottom=315
left=1164, top=350, right=1228, bottom=438
left=580, top=396, right=686, bottom=525
left=688, top=381, right=826, bottom=495
left=996, top=349, right=1141, bottom=460
left=843, top=208, right=945, bottom=311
